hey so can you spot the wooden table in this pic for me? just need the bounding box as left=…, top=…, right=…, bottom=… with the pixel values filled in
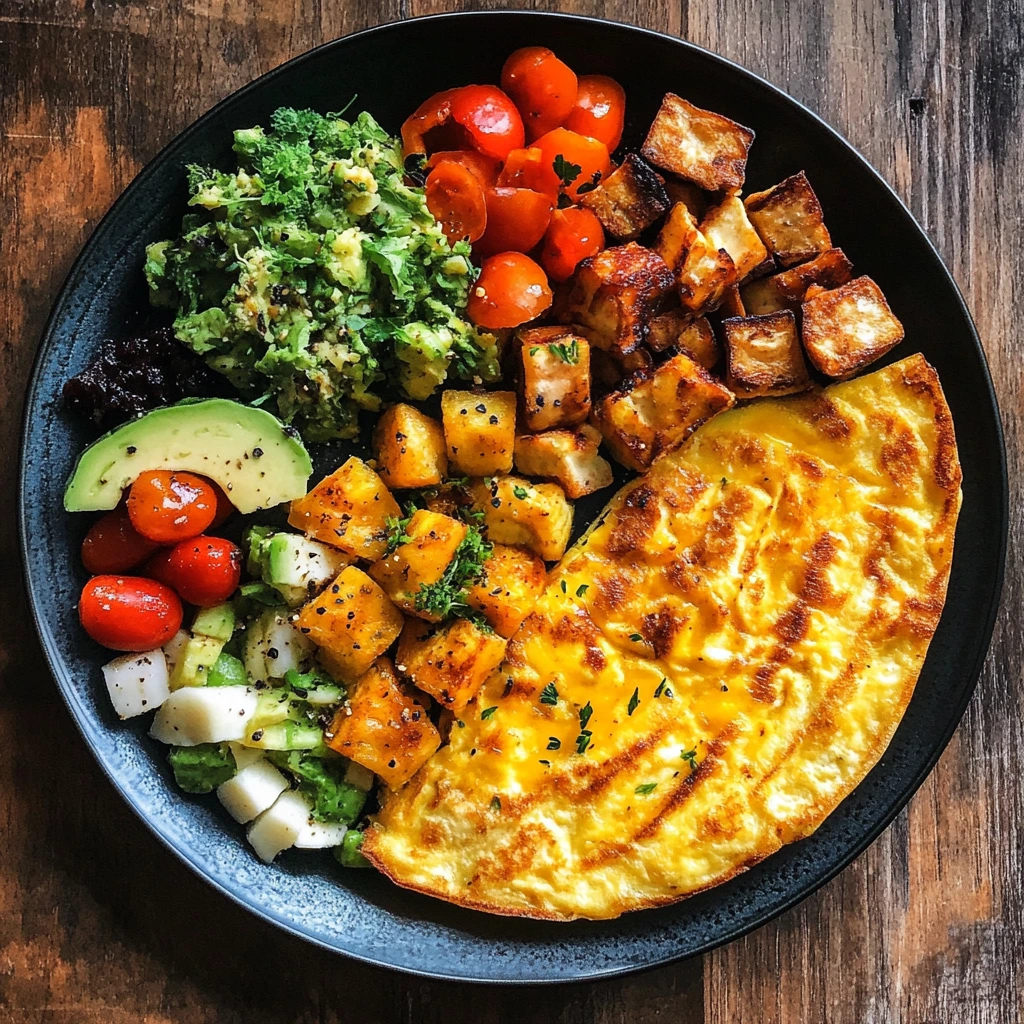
left=2, top=2, right=1020, bottom=1021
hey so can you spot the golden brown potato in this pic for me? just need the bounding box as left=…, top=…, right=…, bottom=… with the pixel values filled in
left=578, top=153, right=670, bottom=241
left=467, top=476, right=573, bottom=561
left=641, top=93, right=754, bottom=191
left=740, top=274, right=788, bottom=315
left=662, top=177, right=712, bottom=221
left=677, top=235, right=737, bottom=314
left=372, top=404, right=447, bottom=490
left=465, top=544, right=548, bottom=638
left=517, top=326, right=592, bottom=432
left=646, top=311, right=720, bottom=370
left=325, top=658, right=440, bottom=789
left=772, top=248, right=853, bottom=303
left=514, top=424, right=615, bottom=500
left=744, top=172, right=831, bottom=267
left=723, top=311, right=813, bottom=398
left=654, top=201, right=700, bottom=274
left=440, top=390, right=516, bottom=476
left=801, top=276, right=904, bottom=378
left=718, top=285, right=746, bottom=319
left=700, top=196, right=769, bottom=280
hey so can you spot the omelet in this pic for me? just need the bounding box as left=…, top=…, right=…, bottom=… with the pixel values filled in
left=363, top=354, right=961, bottom=920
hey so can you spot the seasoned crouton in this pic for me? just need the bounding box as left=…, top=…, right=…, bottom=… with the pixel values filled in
left=662, top=177, right=712, bottom=221
left=517, top=326, right=591, bottom=432
left=801, top=276, right=904, bottom=377
left=325, top=658, right=439, bottom=789
left=773, top=248, right=853, bottom=303
left=593, top=351, right=735, bottom=471
left=466, top=544, right=547, bottom=638
left=723, top=311, right=812, bottom=397
left=578, top=154, right=670, bottom=241
left=372, top=404, right=447, bottom=489
left=641, top=93, right=754, bottom=191
left=646, top=311, right=720, bottom=369
left=700, top=196, right=769, bottom=280
left=467, top=476, right=573, bottom=561
left=514, top=424, right=614, bottom=499
left=744, top=172, right=831, bottom=267
left=441, top=390, right=516, bottom=476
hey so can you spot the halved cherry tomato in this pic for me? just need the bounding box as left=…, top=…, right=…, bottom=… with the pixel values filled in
left=146, top=536, right=243, bottom=608
left=467, top=252, right=553, bottom=329
left=79, top=575, right=183, bottom=652
left=425, top=162, right=488, bottom=244
left=540, top=207, right=606, bottom=282
left=497, top=147, right=561, bottom=199
left=448, top=85, right=525, bottom=161
left=209, top=481, right=235, bottom=528
left=533, top=128, right=613, bottom=201
left=425, top=150, right=500, bottom=188
left=81, top=505, right=160, bottom=575
left=401, top=89, right=457, bottom=155
left=564, top=74, right=627, bottom=152
left=501, top=46, right=579, bottom=141
left=475, top=188, right=554, bottom=257
left=127, top=471, right=217, bottom=544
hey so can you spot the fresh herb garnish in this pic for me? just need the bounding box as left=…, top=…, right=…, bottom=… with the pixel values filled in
left=576, top=731, right=593, bottom=755
left=529, top=346, right=541, bottom=356
left=629, top=633, right=644, bottom=643
left=635, top=782, right=657, bottom=795
left=576, top=170, right=603, bottom=195
left=513, top=485, right=529, bottom=500
left=384, top=513, right=412, bottom=554
left=539, top=682, right=559, bottom=706
left=654, top=678, right=668, bottom=698
left=560, top=579, right=568, bottom=594
left=681, top=747, right=699, bottom=774
left=481, top=706, right=498, bottom=720
left=627, top=688, right=640, bottom=716
left=547, top=737, right=561, bottom=750
left=578, top=701, right=593, bottom=731
left=576, top=584, right=589, bottom=597
left=548, top=338, right=579, bottom=364
left=456, top=719, right=466, bottom=728
left=414, top=525, right=492, bottom=621
left=490, top=795, right=501, bottom=812
left=553, top=153, right=582, bottom=188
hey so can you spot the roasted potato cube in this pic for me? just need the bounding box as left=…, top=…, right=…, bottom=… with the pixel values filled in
left=466, top=544, right=548, bottom=638
left=723, top=311, right=812, bottom=397
left=801, top=276, right=904, bottom=378
left=395, top=618, right=507, bottom=712
left=654, top=202, right=700, bottom=274
left=289, top=457, right=400, bottom=562
left=296, top=566, right=404, bottom=683
left=646, top=311, right=719, bottom=368
left=594, top=351, right=735, bottom=471
left=677, top=236, right=737, bottom=314
left=467, top=476, right=573, bottom=561
left=578, top=153, right=670, bottom=240
left=700, top=196, right=769, bottom=280
left=441, top=390, right=516, bottom=476
left=641, top=93, right=754, bottom=191
left=517, top=326, right=591, bottom=432
left=372, top=404, right=447, bottom=489
left=773, top=247, right=853, bottom=303
left=368, top=510, right=468, bottom=620
left=744, top=172, right=831, bottom=267
left=325, top=657, right=439, bottom=789
left=662, top=177, right=712, bottom=221
left=514, top=424, right=614, bottom=500
left=719, top=285, right=746, bottom=318
left=740, top=275, right=788, bottom=316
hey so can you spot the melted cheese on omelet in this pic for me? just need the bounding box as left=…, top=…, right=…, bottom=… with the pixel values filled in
left=364, top=355, right=961, bottom=920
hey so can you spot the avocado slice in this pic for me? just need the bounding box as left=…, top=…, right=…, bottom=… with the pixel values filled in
left=64, top=399, right=312, bottom=514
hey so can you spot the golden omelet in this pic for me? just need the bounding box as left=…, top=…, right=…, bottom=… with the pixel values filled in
left=363, top=354, right=962, bottom=920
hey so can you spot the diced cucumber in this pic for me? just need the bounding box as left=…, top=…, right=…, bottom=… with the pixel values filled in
left=243, top=609, right=314, bottom=682
left=217, top=759, right=290, bottom=823
left=149, top=685, right=258, bottom=746
left=102, top=649, right=170, bottom=719
left=245, top=719, right=323, bottom=751
left=264, top=533, right=347, bottom=591
left=247, top=789, right=311, bottom=863
left=283, top=668, right=344, bottom=705
left=334, top=829, right=371, bottom=868
left=162, top=630, right=190, bottom=676
left=169, top=634, right=225, bottom=690
left=245, top=524, right=275, bottom=576
left=227, top=741, right=265, bottom=770
left=207, top=652, right=249, bottom=687
left=191, top=603, right=236, bottom=642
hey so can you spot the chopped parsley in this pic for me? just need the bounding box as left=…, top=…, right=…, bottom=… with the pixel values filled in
left=654, top=677, right=671, bottom=698
left=481, top=706, right=498, bottom=720
left=560, top=579, right=567, bottom=594
left=539, top=682, right=559, bottom=706
left=627, top=688, right=640, bottom=716
left=553, top=153, right=582, bottom=188
left=681, top=747, right=699, bottom=773
left=578, top=701, right=593, bottom=731
left=635, top=782, right=657, bottom=796
left=456, top=719, right=465, bottom=728
left=629, top=633, right=644, bottom=643
left=576, top=584, right=589, bottom=597
left=548, top=338, right=580, bottom=364
left=490, top=795, right=501, bottom=812
left=384, top=513, right=412, bottom=554
left=575, top=731, right=592, bottom=755
left=547, top=737, right=561, bottom=750
left=513, top=485, right=529, bottom=500
left=414, top=525, right=492, bottom=621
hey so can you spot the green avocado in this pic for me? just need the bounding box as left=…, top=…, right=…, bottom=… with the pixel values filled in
left=63, top=399, right=312, bottom=514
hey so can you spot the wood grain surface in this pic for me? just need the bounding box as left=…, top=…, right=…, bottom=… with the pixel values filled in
left=1, top=1, right=1020, bottom=1021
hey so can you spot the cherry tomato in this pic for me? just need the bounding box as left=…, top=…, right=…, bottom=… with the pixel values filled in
left=448, top=85, right=525, bottom=161
left=475, top=188, right=554, bottom=257
left=146, top=535, right=243, bottom=608
left=540, top=207, right=606, bottom=282
left=425, top=149, right=500, bottom=188
left=467, top=252, right=553, bottom=329
left=127, top=471, right=217, bottom=544
left=401, top=89, right=457, bottom=155
left=564, top=74, right=627, bottom=152
left=533, top=128, right=612, bottom=201
left=425, top=161, right=488, bottom=244
left=209, top=481, right=235, bottom=528
left=81, top=506, right=160, bottom=575
left=501, top=46, right=579, bottom=141
left=497, top=146, right=561, bottom=199
left=79, top=575, right=183, bottom=652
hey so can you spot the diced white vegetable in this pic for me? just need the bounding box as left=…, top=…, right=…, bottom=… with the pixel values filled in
left=227, top=741, right=265, bottom=771
left=294, top=819, right=347, bottom=849
left=149, top=685, right=258, bottom=746
left=102, top=649, right=170, bottom=719
left=217, top=760, right=290, bottom=823
left=162, top=630, right=190, bottom=677
left=343, top=760, right=376, bottom=792
left=244, top=610, right=314, bottom=682
left=247, top=789, right=311, bottom=863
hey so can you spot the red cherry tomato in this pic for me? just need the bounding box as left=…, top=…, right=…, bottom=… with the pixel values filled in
left=467, top=253, right=553, bottom=329
left=564, top=74, right=627, bottom=152
left=209, top=481, right=235, bottom=528
left=424, top=149, right=501, bottom=188
left=533, top=128, right=612, bottom=201
left=448, top=85, right=525, bottom=161
left=146, top=536, right=243, bottom=608
left=497, top=146, right=561, bottom=199
left=401, top=89, right=457, bottom=155
left=475, top=188, right=554, bottom=257
left=501, top=46, right=579, bottom=141
left=81, top=506, right=160, bottom=575
left=425, top=161, right=488, bottom=244
left=540, top=207, right=606, bottom=282
left=127, top=471, right=217, bottom=544
left=79, top=575, right=183, bottom=652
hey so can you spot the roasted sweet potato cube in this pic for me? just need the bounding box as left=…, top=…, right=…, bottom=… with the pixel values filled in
left=514, top=424, right=614, bottom=500
left=467, top=476, right=573, bottom=561
left=723, top=311, right=812, bottom=398
left=801, top=276, right=905, bottom=378
left=372, top=404, right=447, bottom=489
left=700, top=196, right=769, bottom=280
left=296, top=566, right=404, bottom=683
left=289, top=457, right=400, bottom=562
left=646, top=311, right=719, bottom=368
left=744, top=172, right=831, bottom=267
left=578, top=154, right=670, bottom=240
left=440, top=390, right=516, bottom=476
left=593, top=351, right=735, bottom=471
left=773, top=248, right=853, bottom=303
left=396, top=618, right=507, bottom=712
left=466, top=544, right=548, bottom=638
left=325, top=658, right=439, bottom=789
left=654, top=202, right=700, bottom=274
left=641, top=93, right=754, bottom=191
left=517, top=326, right=591, bottom=432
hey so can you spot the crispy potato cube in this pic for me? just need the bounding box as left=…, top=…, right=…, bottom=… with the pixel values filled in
left=641, top=93, right=754, bottom=191
left=514, top=424, right=614, bottom=500
left=700, top=196, right=769, bottom=280
left=773, top=247, right=853, bottom=303
left=646, top=311, right=719, bottom=369
left=719, top=285, right=746, bottom=318
left=289, top=457, right=400, bottom=562
left=662, top=177, right=712, bottom=221
left=744, top=172, right=831, bottom=267
left=368, top=510, right=467, bottom=620
left=296, top=566, right=404, bottom=684
left=372, top=404, right=447, bottom=489
left=395, top=618, right=507, bottom=712
left=517, top=326, right=591, bottom=432
left=654, top=202, right=700, bottom=274
left=441, top=390, right=516, bottom=476
left=326, top=658, right=439, bottom=789
left=466, top=544, right=548, bottom=638
left=801, top=276, right=905, bottom=378
left=467, top=476, right=573, bottom=561
left=578, top=154, right=670, bottom=240
left=723, top=311, right=812, bottom=397
left=740, top=274, right=788, bottom=316
left=678, top=236, right=737, bottom=313
left=594, top=351, right=735, bottom=471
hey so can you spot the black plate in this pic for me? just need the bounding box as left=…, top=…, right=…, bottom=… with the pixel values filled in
left=19, top=11, right=1007, bottom=984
